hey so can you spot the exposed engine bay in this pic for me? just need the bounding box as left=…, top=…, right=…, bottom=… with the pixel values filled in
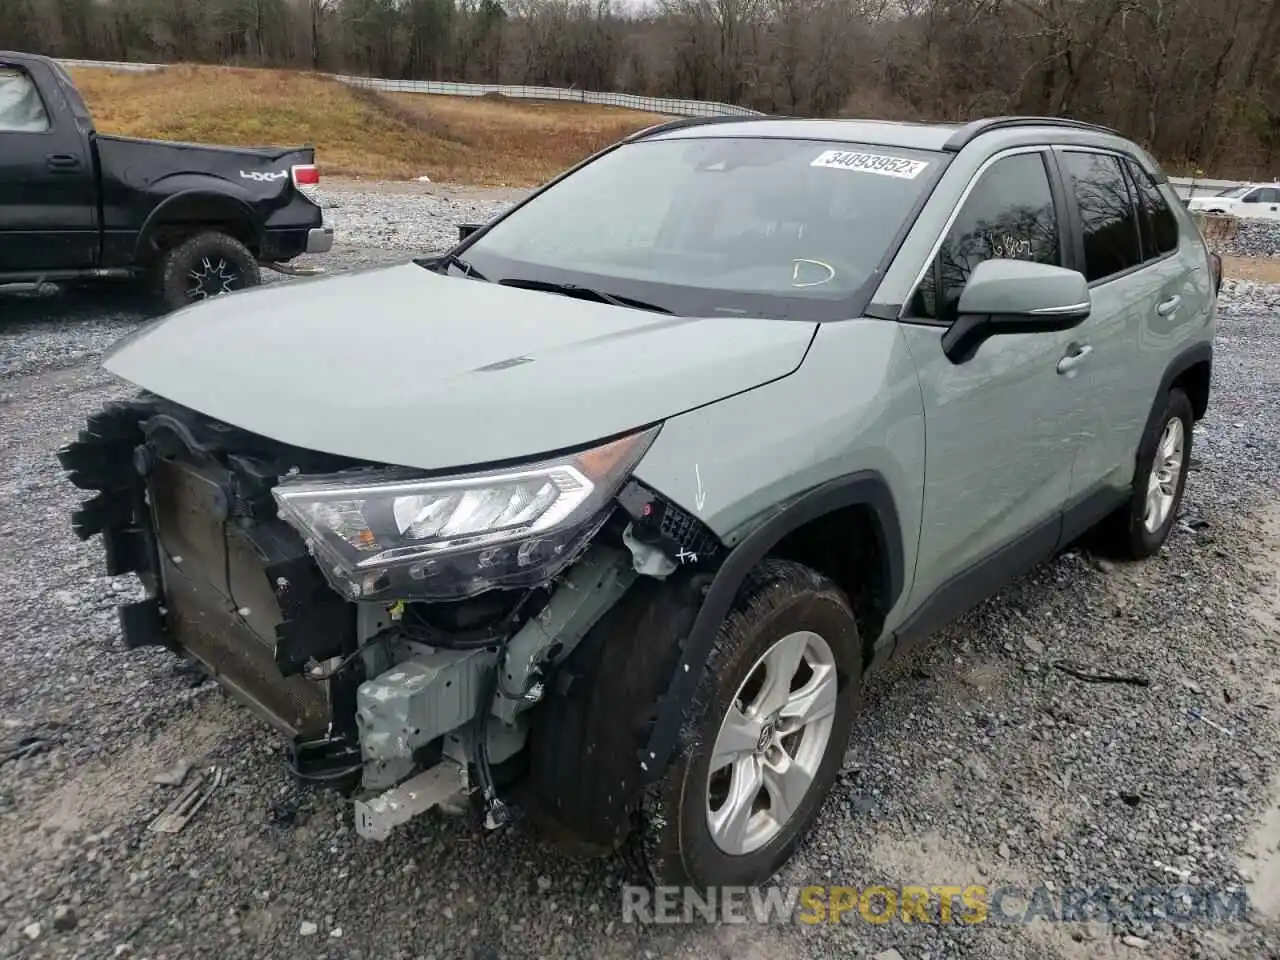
left=57, top=394, right=722, bottom=841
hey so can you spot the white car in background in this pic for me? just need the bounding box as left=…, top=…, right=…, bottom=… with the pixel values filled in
left=1187, top=182, right=1280, bottom=219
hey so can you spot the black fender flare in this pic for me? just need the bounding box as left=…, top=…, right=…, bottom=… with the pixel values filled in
left=1143, top=340, right=1213, bottom=438
left=639, top=470, right=905, bottom=780
left=133, top=183, right=263, bottom=262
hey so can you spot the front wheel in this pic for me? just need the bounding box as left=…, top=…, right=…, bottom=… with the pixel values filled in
left=633, top=559, right=862, bottom=888
left=156, top=231, right=261, bottom=312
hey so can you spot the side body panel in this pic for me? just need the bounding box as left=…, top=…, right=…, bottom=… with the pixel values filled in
left=632, top=318, right=926, bottom=633
left=93, top=136, right=323, bottom=267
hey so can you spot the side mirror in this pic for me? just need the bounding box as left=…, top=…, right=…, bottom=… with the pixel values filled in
left=457, top=223, right=483, bottom=242
left=941, top=259, right=1091, bottom=364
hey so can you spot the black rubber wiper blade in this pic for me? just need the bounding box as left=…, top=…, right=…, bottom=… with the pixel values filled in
left=498, top=278, right=672, bottom=314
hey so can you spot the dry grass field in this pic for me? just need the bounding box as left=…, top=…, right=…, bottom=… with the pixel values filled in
left=1223, top=255, right=1280, bottom=282
left=68, top=64, right=668, bottom=186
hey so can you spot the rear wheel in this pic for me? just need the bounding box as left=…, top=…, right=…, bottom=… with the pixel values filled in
left=156, top=231, right=260, bottom=312
left=633, top=559, right=861, bottom=888
left=1094, top=388, right=1194, bottom=560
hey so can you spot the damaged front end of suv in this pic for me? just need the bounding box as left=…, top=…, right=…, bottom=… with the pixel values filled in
left=58, top=388, right=725, bottom=841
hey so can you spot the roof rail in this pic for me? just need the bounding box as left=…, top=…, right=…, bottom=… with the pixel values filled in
left=624, top=114, right=773, bottom=142
left=943, top=116, right=1121, bottom=152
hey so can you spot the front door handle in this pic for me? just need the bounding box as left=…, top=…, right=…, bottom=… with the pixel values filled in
left=1157, top=295, right=1182, bottom=317
left=47, top=154, right=81, bottom=171
left=1057, top=343, right=1092, bottom=376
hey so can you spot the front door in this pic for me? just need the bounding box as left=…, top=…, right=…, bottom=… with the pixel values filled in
left=0, top=62, right=97, bottom=273
left=898, top=148, right=1088, bottom=613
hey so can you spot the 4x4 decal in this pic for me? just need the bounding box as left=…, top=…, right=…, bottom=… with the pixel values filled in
left=239, top=170, right=288, bottom=182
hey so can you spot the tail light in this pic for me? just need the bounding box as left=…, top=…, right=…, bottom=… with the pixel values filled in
left=291, top=164, right=321, bottom=204
left=1209, top=251, right=1223, bottom=296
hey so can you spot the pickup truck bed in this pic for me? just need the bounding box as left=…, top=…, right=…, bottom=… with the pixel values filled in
left=0, top=53, right=333, bottom=310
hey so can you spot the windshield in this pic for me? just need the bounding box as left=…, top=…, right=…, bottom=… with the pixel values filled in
left=453, top=136, right=945, bottom=320
left=1215, top=186, right=1250, bottom=198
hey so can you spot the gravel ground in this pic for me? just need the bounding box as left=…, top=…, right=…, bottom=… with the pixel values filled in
left=1213, top=219, right=1280, bottom=259
left=1, top=187, right=1278, bottom=960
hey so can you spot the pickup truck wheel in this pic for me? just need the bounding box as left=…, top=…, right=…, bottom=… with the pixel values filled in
left=632, top=559, right=861, bottom=889
left=1094, top=388, right=1194, bottom=560
left=157, top=232, right=261, bottom=311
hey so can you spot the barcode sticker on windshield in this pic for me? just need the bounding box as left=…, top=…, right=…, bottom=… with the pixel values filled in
left=810, top=150, right=929, bottom=179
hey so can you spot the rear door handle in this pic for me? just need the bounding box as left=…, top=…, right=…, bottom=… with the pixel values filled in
left=47, top=154, right=81, bottom=171
left=1056, top=343, right=1092, bottom=375
left=1157, top=295, right=1182, bottom=317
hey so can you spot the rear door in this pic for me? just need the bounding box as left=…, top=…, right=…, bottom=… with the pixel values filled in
left=0, top=60, right=97, bottom=272
left=1054, top=148, right=1199, bottom=526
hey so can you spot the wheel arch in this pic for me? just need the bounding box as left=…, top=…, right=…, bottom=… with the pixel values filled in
left=640, top=471, right=904, bottom=782
left=1152, top=340, right=1213, bottom=432
left=135, top=186, right=263, bottom=262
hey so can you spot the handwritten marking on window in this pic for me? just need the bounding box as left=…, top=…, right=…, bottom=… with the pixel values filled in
left=986, top=233, right=1034, bottom=259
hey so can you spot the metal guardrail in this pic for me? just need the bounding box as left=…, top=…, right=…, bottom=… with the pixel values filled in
left=1167, top=176, right=1253, bottom=200
left=56, top=58, right=762, bottom=119
left=334, top=73, right=763, bottom=117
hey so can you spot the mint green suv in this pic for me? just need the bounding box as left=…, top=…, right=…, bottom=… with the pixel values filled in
left=61, top=115, right=1220, bottom=889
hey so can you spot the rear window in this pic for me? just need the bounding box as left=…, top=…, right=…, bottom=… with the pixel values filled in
left=457, top=136, right=946, bottom=321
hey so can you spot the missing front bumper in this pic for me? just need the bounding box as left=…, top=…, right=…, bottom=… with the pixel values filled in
left=57, top=398, right=361, bottom=743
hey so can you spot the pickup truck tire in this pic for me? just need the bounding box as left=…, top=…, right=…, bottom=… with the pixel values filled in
left=1095, top=388, right=1194, bottom=560
left=632, top=559, right=861, bottom=889
left=156, top=232, right=261, bottom=312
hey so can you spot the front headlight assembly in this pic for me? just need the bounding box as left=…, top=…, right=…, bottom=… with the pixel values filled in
left=272, top=426, right=660, bottom=601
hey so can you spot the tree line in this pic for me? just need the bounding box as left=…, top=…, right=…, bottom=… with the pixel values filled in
left=3, top=0, right=1278, bottom=178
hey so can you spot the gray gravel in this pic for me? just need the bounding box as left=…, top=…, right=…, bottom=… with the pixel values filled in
left=1, top=187, right=1279, bottom=960
left=1213, top=218, right=1280, bottom=259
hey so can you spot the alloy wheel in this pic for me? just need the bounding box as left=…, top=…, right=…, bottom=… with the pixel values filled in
left=187, top=256, right=242, bottom=301
left=1143, top=416, right=1185, bottom=533
left=705, top=629, right=838, bottom=856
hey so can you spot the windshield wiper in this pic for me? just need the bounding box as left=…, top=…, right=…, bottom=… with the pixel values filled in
left=418, top=252, right=488, bottom=281
left=498, top=278, right=672, bottom=314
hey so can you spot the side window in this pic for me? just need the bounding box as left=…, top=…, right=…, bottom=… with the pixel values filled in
left=1059, top=151, right=1142, bottom=282
left=1243, top=189, right=1265, bottom=203
left=0, top=67, right=50, bottom=133
left=1123, top=158, right=1179, bottom=258
left=1258, top=188, right=1280, bottom=203
left=910, top=152, right=1061, bottom=322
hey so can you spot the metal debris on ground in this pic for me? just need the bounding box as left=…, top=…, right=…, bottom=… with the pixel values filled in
left=1051, top=661, right=1151, bottom=687
left=150, top=765, right=225, bottom=833
left=1187, top=708, right=1234, bottom=737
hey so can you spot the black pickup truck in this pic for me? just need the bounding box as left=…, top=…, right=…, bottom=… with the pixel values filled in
left=0, top=52, right=333, bottom=311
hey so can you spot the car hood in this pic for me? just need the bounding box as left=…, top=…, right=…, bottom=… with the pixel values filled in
left=104, top=263, right=817, bottom=470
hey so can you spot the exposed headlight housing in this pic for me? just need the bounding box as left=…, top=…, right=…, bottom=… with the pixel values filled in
left=272, top=426, right=659, bottom=601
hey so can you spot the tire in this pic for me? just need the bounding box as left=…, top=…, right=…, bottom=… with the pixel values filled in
left=156, top=231, right=261, bottom=312
left=632, top=558, right=862, bottom=889
left=1094, top=388, right=1194, bottom=560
